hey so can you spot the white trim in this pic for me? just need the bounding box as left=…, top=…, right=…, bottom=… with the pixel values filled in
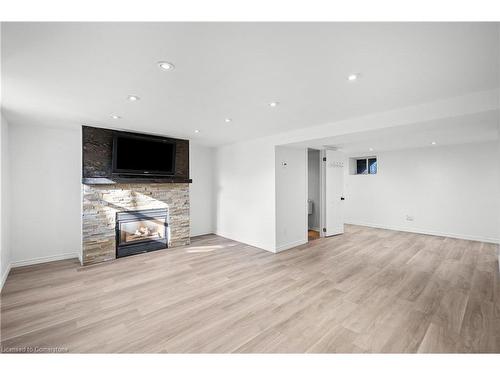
left=304, top=149, right=309, bottom=248
left=190, top=231, right=215, bottom=238
left=345, top=221, right=500, bottom=244
left=79, top=128, right=83, bottom=266
left=319, top=149, right=326, bottom=238
left=498, top=246, right=500, bottom=274
left=11, top=252, right=79, bottom=268
left=1, top=262, right=12, bottom=291
left=275, top=239, right=307, bottom=253
left=191, top=232, right=214, bottom=237
left=214, top=231, right=275, bottom=253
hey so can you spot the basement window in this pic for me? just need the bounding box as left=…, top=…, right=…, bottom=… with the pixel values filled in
left=356, top=159, right=367, bottom=174
left=368, top=158, right=377, bottom=174
left=351, top=157, right=377, bottom=175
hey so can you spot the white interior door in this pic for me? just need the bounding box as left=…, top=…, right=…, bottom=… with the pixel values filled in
left=324, top=149, right=345, bottom=236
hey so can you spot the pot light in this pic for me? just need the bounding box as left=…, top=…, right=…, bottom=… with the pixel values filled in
left=127, top=95, right=140, bottom=102
left=269, top=101, right=279, bottom=107
left=348, top=74, right=358, bottom=81
left=431, top=141, right=437, bottom=145
left=194, top=129, right=200, bottom=133
left=111, top=115, right=121, bottom=120
left=224, top=118, right=232, bottom=123
left=158, top=61, right=175, bottom=71
left=369, top=147, right=374, bottom=151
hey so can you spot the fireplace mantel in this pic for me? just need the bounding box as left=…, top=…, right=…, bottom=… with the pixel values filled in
left=82, top=177, right=192, bottom=185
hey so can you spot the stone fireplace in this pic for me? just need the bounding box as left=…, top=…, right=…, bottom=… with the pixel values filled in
left=81, top=126, right=192, bottom=265
left=82, top=183, right=189, bottom=265
left=115, top=208, right=168, bottom=258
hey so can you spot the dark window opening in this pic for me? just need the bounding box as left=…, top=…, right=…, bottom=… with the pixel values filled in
left=355, top=157, right=377, bottom=175
left=356, top=159, right=367, bottom=174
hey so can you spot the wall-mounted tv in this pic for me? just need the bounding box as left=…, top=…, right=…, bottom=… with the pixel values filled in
left=112, top=133, right=176, bottom=176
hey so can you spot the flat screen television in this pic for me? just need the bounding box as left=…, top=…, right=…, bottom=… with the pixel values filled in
left=112, top=133, right=176, bottom=176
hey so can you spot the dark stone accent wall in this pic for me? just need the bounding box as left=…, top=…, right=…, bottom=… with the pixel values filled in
left=82, top=126, right=114, bottom=178
left=82, top=126, right=191, bottom=183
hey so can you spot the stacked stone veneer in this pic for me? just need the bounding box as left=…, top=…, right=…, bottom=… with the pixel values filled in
left=82, top=183, right=190, bottom=265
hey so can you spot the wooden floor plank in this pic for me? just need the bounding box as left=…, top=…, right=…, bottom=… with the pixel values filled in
left=1, top=225, right=498, bottom=353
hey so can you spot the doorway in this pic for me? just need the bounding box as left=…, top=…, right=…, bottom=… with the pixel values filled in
left=322, top=149, right=345, bottom=237
left=307, top=149, right=321, bottom=241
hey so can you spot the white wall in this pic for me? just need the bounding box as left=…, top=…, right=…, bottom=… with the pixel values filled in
left=1, top=113, right=12, bottom=289
left=344, top=141, right=500, bottom=243
left=9, top=123, right=82, bottom=266
left=214, top=138, right=276, bottom=252
left=5, top=123, right=216, bottom=267
left=216, top=136, right=500, bottom=255
left=307, top=149, right=320, bottom=231
left=190, top=143, right=215, bottom=236
left=275, top=146, right=308, bottom=252
left=212, top=91, right=499, bottom=254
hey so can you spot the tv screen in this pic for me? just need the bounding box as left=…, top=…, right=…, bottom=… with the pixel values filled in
left=112, top=134, right=176, bottom=176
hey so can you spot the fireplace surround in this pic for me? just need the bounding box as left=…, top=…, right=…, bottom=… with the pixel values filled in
left=81, top=126, right=192, bottom=266
left=82, top=183, right=190, bottom=265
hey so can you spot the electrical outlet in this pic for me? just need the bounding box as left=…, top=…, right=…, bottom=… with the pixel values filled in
left=406, top=215, right=414, bottom=222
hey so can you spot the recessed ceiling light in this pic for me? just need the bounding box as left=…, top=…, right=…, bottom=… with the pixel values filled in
left=431, top=141, right=437, bottom=145
left=194, top=130, right=200, bottom=133
left=224, top=118, right=232, bottom=123
left=127, top=95, right=140, bottom=101
left=348, top=74, right=359, bottom=81
left=369, top=147, right=374, bottom=151
left=111, top=115, right=121, bottom=120
left=269, top=101, right=279, bottom=107
left=158, top=61, right=175, bottom=71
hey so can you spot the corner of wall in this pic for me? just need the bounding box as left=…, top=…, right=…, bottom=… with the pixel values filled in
left=0, top=111, right=12, bottom=291
left=275, top=146, right=308, bottom=252
left=1, top=262, right=12, bottom=291
left=213, top=139, right=276, bottom=253
left=497, top=122, right=500, bottom=247
left=189, top=143, right=216, bottom=237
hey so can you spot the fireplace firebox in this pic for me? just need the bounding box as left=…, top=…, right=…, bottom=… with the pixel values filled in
left=116, top=208, right=168, bottom=258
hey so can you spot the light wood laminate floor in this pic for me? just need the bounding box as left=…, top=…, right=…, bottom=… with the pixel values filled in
left=1, top=225, right=499, bottom=353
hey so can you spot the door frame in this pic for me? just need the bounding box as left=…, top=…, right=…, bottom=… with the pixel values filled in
left=305, top=147, right=343, bottom=240
left=320, top=148, right=346, bottom=237
left=305, top=148, right=324, bottom=241
left=319, top=149, right=326, bottom=237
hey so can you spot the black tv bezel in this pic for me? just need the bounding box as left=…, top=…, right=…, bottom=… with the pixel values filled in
left=112, top=133, right=177, bottom=176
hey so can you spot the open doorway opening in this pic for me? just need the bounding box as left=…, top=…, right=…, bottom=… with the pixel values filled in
left=307, top=149, right=321, bottom=241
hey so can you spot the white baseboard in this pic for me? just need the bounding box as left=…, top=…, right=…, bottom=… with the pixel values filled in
left=1, top=262, right=12, bottom=292
left=190, top=231, right=214, bottom=238
left=344, top=221, right=500, bottom=244
left=214, top=231, right=275, bottom=253
left=11, top=252, right=79, bottom=268
left=275, top=239, right=307, bottom=253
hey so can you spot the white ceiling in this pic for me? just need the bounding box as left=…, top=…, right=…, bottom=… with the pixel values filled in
left=2, top=22, right=499, bottom=146
left=292, top=109, right=499, bottom=153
